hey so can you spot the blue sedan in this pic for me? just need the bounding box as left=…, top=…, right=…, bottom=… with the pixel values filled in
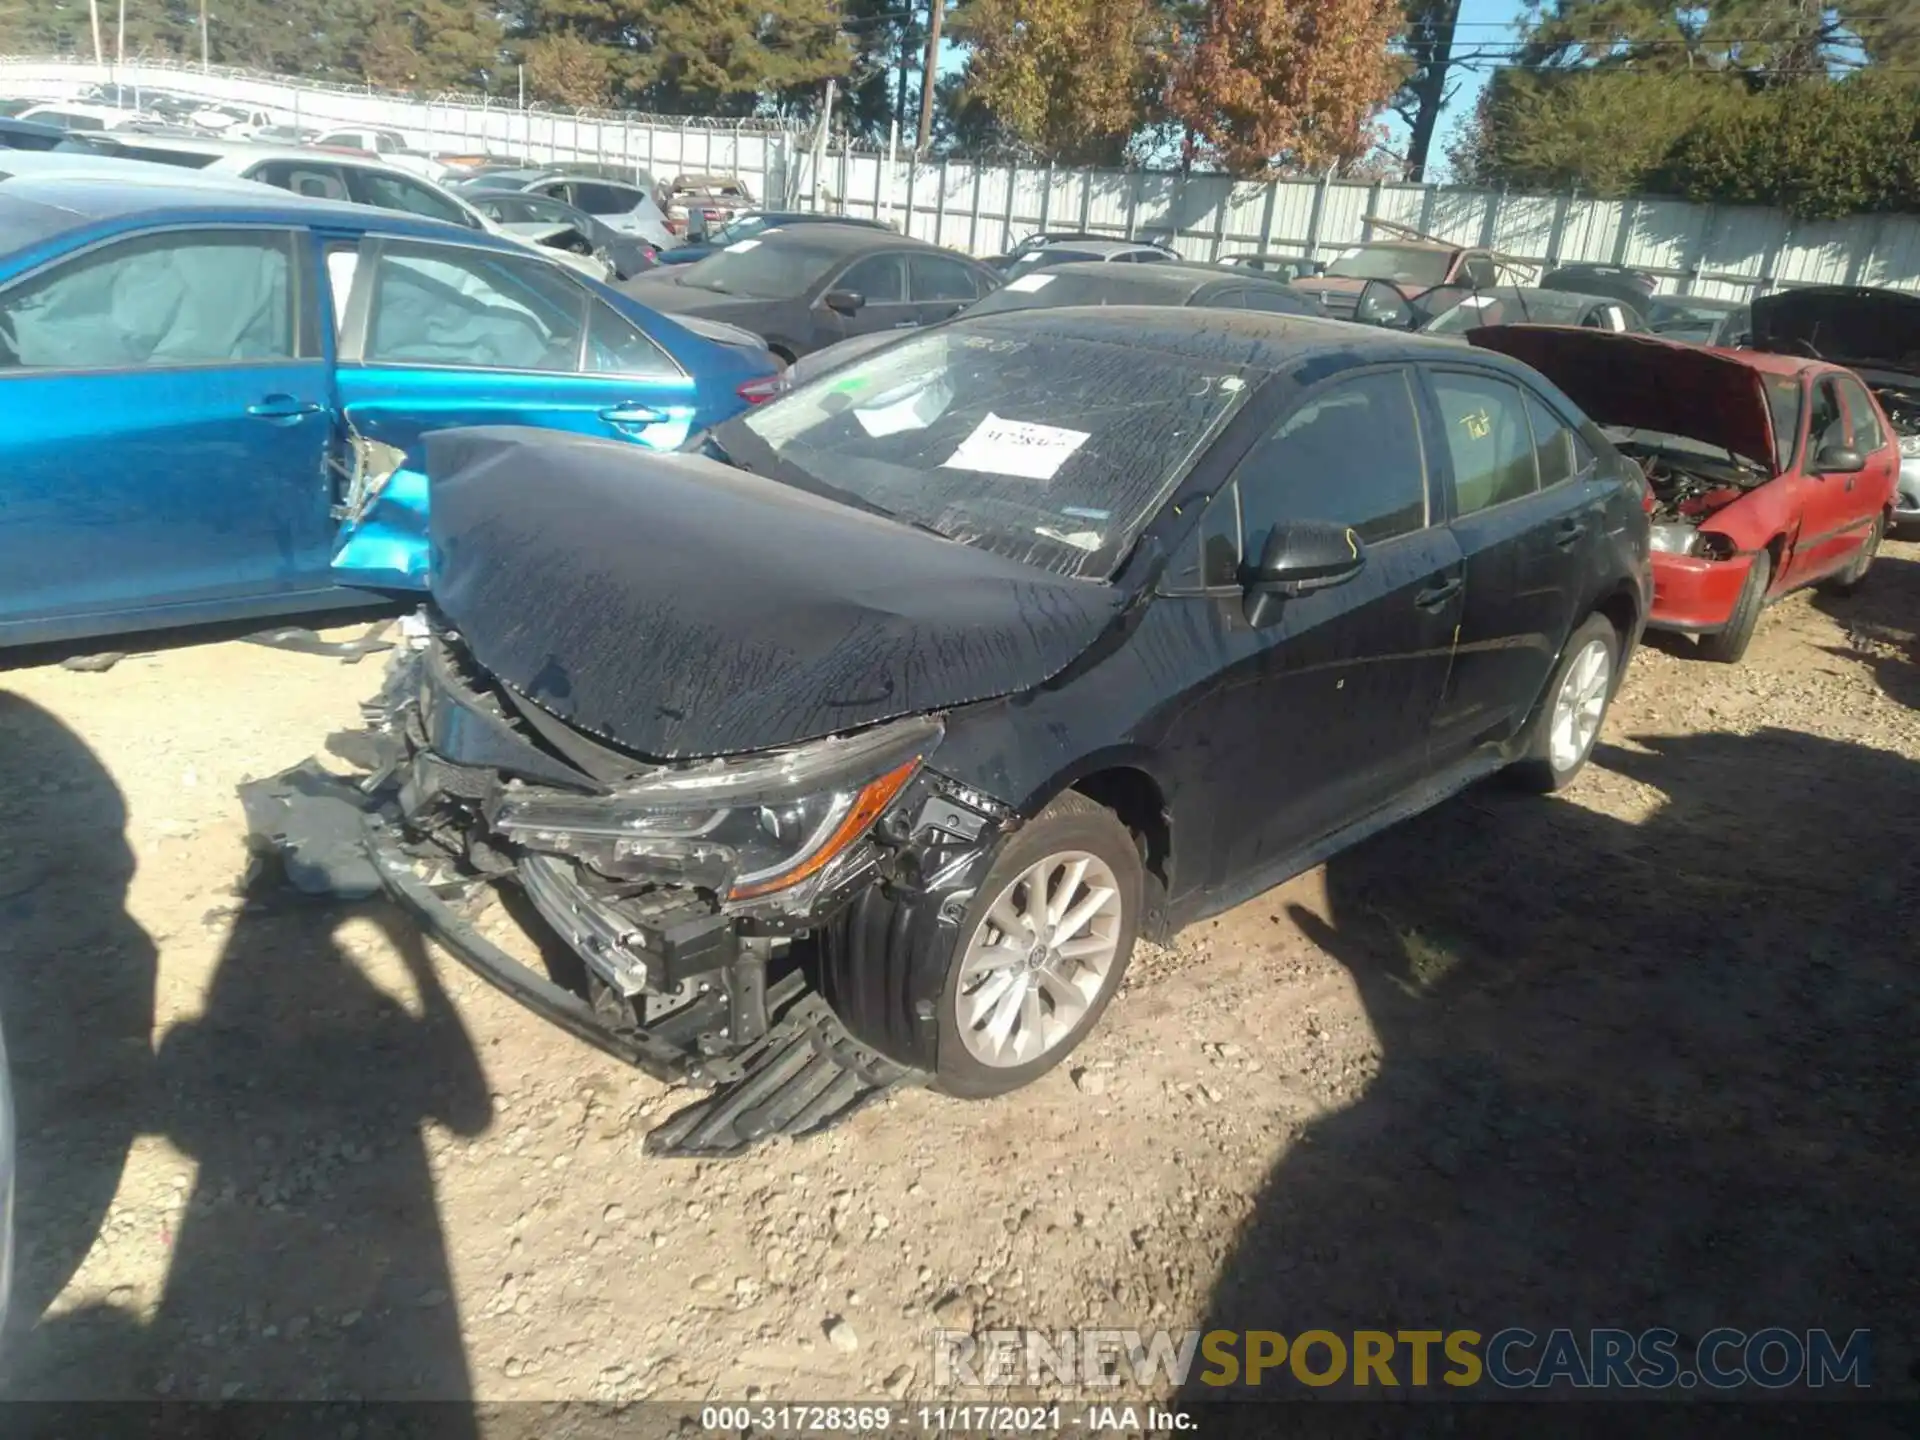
left=0, top=175, right=781, bottom=648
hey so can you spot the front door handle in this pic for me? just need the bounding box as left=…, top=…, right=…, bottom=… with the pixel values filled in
left=1553, top=518, right=1588, bottom=549
left=247, top=395, right=323, bottom=420
left=1415, top=577, right=1463, bottom=611
left=599, top=404, right=666, bottom=425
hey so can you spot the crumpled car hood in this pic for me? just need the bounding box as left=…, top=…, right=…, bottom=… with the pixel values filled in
left=1751, top=285, right=1920, bottom=379
left=425, top=427, right=1126, bottom=761
left=1466, top=325, right=1779, bottom=472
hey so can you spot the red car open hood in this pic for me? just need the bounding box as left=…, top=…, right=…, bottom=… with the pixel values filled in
left=1466, top=325, right=1778, bottom=472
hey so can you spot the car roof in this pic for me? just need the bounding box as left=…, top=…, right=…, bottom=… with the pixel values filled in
left=22, top=100, right=129, bottom=119
left=960, top=304, right=1476, bottom=366
left=1024, top=259, right=1246, bottom=295
left=1707, top=345, right=1823, bottom=377
left=748, top=222, right=957, bottom=256
left=0, top=173, right=506, bottom=246
left=1037, top=238, right=1164, bottom=257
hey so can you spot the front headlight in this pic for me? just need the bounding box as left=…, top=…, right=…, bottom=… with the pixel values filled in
left=1899, top=433, right=1920, bottom=459
left=492, top=714, right=942, bottom=904
left=1648, top=522, right=1701, bottom=556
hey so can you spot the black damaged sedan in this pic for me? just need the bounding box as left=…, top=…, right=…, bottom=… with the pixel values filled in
left=254, top=309, right=1651, bottom=1155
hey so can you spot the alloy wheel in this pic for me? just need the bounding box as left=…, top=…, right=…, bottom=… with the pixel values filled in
left=954, top=850, right=1125, bottom=1068
left=1549, top=636, right=1612, bottom=775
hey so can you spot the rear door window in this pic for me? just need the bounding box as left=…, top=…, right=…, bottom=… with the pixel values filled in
left=1523, top=391, right=1580, bottom=489
left=1429, top=370, right=1538, bottom=515
left=360, top=240, right=588, bottom=372
left=908, top=254, right=981, bottom=303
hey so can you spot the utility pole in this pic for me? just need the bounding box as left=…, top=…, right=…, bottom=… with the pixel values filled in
left=88, top=0, right=104, bottom=69
left=200, top=0, right=211, bottom=73
left=117, top=0, right=126, bottom=71
left=813, top=76, right=836, bottom=210
left=915, top=0, right=942, bottom=154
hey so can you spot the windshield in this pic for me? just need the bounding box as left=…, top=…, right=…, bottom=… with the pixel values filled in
left=676, top=238, right=839, bottom=298
left=722, top=323, right=1258, bottom=579
left=1424, top=291, right=1589, bottom=334
left=1647, top=298, right=1740, bottom=340
left=710, top=215, right=772, bottom=245
left=1324, top=243, right=1453, bottom=286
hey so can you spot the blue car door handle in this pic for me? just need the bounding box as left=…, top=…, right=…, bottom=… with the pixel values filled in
left=600, top=404, right=666, bottom=425
left=247, top=394, right=323, bottom=421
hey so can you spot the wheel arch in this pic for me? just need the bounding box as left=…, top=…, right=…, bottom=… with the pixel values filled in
left=1020, top=752, right=1178, bottom=932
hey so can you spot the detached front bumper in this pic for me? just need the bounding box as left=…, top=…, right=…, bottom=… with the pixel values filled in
left=1648, top=550, right=1755, bottom=634
left=238, top=637, right=1007, bottom=1156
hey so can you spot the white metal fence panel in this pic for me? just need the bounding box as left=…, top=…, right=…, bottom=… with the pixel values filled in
left=7, top=56, right=1920, bottom=294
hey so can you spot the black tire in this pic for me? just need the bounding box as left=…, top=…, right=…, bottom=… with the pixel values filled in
left=1508, top=613, right=1621, bottom=793
left=933, top=791, right=1142, bottom=1100
left=1698, top=547, right=1772, bottom=665
left=1823, top=511, right=1884, bottom=596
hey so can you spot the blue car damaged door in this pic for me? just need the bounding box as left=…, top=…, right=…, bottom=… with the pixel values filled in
left=323, top=233, right=699, bottom=589
left=0, top=225, right=333, bottom=640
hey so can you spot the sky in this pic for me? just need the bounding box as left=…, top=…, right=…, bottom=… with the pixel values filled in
left=1379, top=0, right=1531, bottom=175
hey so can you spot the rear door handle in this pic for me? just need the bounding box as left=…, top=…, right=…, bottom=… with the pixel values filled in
left=1553, top=518, right=1588, bottom=549
left=599, top=404, right=666, bottom=425
left=892, top=320, right=921, bottom=329
left=247, top=395, right=323, bottom=420
left=1415, top=577, right=1463, bottom=610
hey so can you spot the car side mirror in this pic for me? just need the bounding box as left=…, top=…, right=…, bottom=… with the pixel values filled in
left=1813, top=444, right=1865, bottom=475
left=823, top=289, right=865, bottom=316
left=1355, top=279, right=1417, bottom=331
left=1242, top=522, right=1367, bottom=627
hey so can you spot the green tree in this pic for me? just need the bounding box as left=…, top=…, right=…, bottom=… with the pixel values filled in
left=519, top=28, right=614, bottom=106
left=507, top=0, right=851, bottom=115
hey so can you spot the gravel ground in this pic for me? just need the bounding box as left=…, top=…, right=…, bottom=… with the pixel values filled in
left=0, top=545, right=1916, bottom=1413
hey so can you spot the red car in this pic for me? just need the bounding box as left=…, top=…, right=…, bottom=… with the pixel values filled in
left=1469, top=327, right=1896, bottom=663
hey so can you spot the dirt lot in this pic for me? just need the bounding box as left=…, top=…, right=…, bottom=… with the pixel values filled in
left=0, top=546, right=1916, bottom=1413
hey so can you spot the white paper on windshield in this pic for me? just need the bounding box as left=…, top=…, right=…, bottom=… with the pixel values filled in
left=941, top=412, right=1090, bottom=481
left=725, top=238, right=762, bottom=253
left=1456, top=294, right=1494, bottom=308
left=1005, top=273, right=1056, bottom=293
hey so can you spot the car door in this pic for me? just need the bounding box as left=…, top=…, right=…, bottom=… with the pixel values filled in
left=1791, top=374, right=1862, bottom=581
left=906, top=252, right=984, bottom=327
left=1160, top=366, right=1464, bottom=887
left=324, top=233, right=700, bottom=589
left=814, top=252, right=916, bottom=345
left=1832, top=370, right=1896, bottom=545
left=0, top=225, right=333, bottom=634
left=1423, top=367, right=1603, bottom=762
